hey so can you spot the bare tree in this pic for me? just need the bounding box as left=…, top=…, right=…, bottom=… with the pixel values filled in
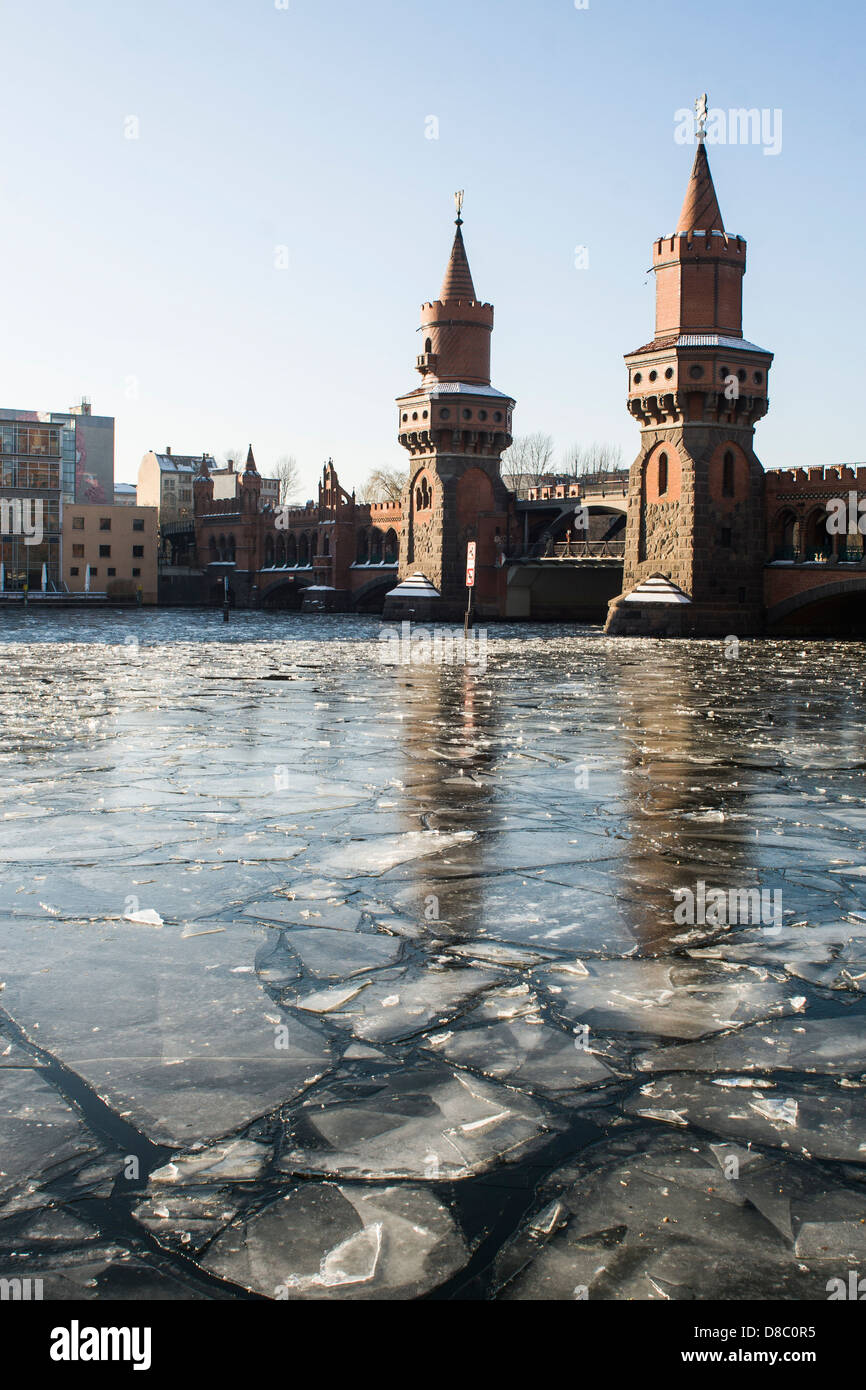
left=219, top=447, right=246, bottom=470
left=273, top=454, right=301, bottom=504
left=501, top=432, right=555, bottom=493
left=359, top=466, right=408, bottom=504
left=560, top=442, right=625, bottom=480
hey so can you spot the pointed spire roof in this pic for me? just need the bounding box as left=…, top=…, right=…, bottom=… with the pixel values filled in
left=245, top=444, right=257, bottom=474
left=194, top=454, right=211, bottom=483
left=676, top=142, right=725, bottom=234
left=439, top=206, right=477, bottom=301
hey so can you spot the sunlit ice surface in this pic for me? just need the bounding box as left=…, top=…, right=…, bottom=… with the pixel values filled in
left=1, top=608, right=866, bottom=1300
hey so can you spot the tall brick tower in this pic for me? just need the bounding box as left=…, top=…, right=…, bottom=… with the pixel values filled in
left=606, top=105, right=773, bottom=637
left=387, top=195, right=515, bottom=621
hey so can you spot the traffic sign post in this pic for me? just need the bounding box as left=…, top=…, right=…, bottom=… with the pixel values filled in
left=464, top=541, right=476, bottom=635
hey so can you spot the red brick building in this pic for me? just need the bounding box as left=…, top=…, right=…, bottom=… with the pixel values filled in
left=192, top=449, right=401, bottom=610
left=607, top=127, right=866, bottom=637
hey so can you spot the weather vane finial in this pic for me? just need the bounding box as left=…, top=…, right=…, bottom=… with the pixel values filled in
left=454, top=190, right=464, bottom=225
left=695, top=93, right=709, bottom=144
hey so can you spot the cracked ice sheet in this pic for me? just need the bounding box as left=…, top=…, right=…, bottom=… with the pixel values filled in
left=7, top=859, right=292, bottom=927
left=201, top=1182, right=468, bottom=1299
left=285, top=965, right=502, bottom=1043
left=536, top=957, right=806, bottom=1040
left=304, top=828, right=477, bottom=878
left=0, top=920, right=331, bottom=1146
left=383, top=874, right=638, bottom=956
left=278, top=1061, right=556, bottom=1180
left=637, top=1014, right=866, bottom=1076
left=0, top=1070, right=103, bottom=1206
left=494, top=1133, right=866, bottom=1301
left=423, top=1018, right=615, bottom=1096
left=627, top=1076, right=866, bottom=1162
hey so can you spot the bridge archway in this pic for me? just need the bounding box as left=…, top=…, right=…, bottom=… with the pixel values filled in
left=260, top=576, right=313, bottom=610
left=538, top=504, right=626, bottom=549
left=766, top=575, right=866, bottom=635
left=352, top=574, right=397, bottom=612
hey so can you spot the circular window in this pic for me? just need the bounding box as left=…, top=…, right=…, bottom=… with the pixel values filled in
left=720, top=366, right=729, bottom=379
left=462, top=409, right=471, bottom=420
left=753, top=371, right=763, bottom=384
left=737, top=369, right=747, bottom=382
left=440, top=407, right=450, bottom=420
left=422, top=409, right=428, bottom=418
left=649, top=370, right=658, bottom=382
left=633, top=372, right=642, bottom=385
left=402, top=413, right=408, bottom=422
left=665, top=367, right=674, bottom=380
left=412, top=411, right=418, bottom=421
left=479, top=410, right=488, bottom=421
left=689, top=364, right=704, bottom=379
left=494, top=411, right=503, bottom=422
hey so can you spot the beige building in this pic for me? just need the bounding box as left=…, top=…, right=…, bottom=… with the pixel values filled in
left=63, top=504, right=158, bottom=603
left=137, top=447, right=280, bottom=523
left=137, top=449, right=210, bottom=523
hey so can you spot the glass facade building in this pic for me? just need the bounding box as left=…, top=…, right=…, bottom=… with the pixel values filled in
left=0, top=405, right=115, bottom=591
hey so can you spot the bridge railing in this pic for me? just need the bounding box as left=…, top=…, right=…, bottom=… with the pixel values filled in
left=511, top=538, right=625, bottom=560
left=771, top=546, right=865, bottom=564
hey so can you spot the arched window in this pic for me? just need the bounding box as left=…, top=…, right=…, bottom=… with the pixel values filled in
left=657, top=454, right=668, bottom=496
left=415, top=476, right=432, bottom=511
left=208, top=536, right=217, bottom=562
left=286, top=533, right=297, bottom=566
left=218, top=533, right=226, bottom=561
left=265, top=536, right=274, bottom=567
left=383, top=528, right=398, bottom=564
left=299, top=533, right=309, bottom=566
left=276, top=535, right=286, bottom=566
left=425, top=338, right=432, bottom=354
left=322, top=534, right=330, bottom=558
left=722, top=451, right=735, bottom=497
left=311, top=532, right=318, bottom=561
left=356, top=529, right=369, bottom=564
left=370, top=529, right=383, bottom=564
left=227, top=533, right=236, bottom=561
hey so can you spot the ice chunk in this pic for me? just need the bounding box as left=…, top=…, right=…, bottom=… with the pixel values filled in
left=0, top=920, right=332, bottom=1146
left=124, top=908, right=164, bottom=927
left=638, top=1016, right=866, bottom=1077
left=285, top=928, right=403, bottom=979
left=0, top=1070, right=102, bottom=1203
left=427, top=1019, right=614, bottom=1096
left=201, top=1182, right=468, bottom=1299
left=494, top=1132, right=865, bottom=1301
left=627, top=1076, right=866, bottom=1162
left=150, top=1139, right=269, bottom=1184
left=278, top=1062, right=555, bottom=1180
left=536, top=958, right=804, bottom=1040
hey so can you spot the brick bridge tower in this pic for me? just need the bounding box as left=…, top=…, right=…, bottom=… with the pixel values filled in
left=386, top=195, right=515, bottom=621
left=606, top=104, right=773, bottom=637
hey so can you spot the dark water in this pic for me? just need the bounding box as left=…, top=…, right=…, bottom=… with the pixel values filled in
left=2, top=609, right=866, bottom=1300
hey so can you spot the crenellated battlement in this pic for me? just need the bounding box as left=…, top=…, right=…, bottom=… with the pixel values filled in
left=653, top=231, right=746, bottom=263
left=765, top=464, right=866, bottom=492
left=420, top=299, right=494, bottom=325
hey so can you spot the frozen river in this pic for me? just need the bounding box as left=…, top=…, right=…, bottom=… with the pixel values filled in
left=2, top=609, right=866, bottom=1300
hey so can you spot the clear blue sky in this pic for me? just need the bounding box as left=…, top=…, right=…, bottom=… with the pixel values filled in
left=1, top=0, right=862, bottom=495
